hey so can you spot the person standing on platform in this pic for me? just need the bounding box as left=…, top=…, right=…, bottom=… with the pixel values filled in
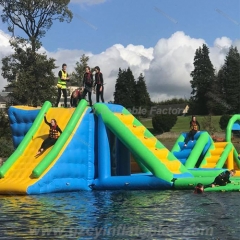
left=94, top=66, right=104, bottom=103
left=55, top=63, right=70, bottom=108
left=82, top=66, right=93, bottom=106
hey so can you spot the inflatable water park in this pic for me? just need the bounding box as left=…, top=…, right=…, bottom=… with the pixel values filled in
left=0, top=99, right=240, bottom=195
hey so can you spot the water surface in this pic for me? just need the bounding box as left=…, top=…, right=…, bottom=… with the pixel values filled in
left=0, top=190, right=240, bottom=239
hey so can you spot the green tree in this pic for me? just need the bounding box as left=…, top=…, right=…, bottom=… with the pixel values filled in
left=0, top=0, right=72, bottom=52
left=190, top=44, right=215, bottom=115
left=0, top=138, right=14, bottom=158
left=219, top=114, right=231, bottom=130
left=135, top=73, right=151, bottom=107
left=206, top=69, right=229, bottom=115
left=222, top=46, right=240, bottom=113
left=2, top=41, right=57, bottom=106
left=152, top=98, right=188, bottom=106
left=114, top=68, right=136, bottom=108
left=0, top=110, right=14, bottom=158
left=0, top=0, right=72, bottom=106
left=152, top=114, right=177, bottom=134
left=71, top=54, right=89, bottom=86
left=201, top=115, right=217, bottom=135
left=0, top=110, right=12, bottom=140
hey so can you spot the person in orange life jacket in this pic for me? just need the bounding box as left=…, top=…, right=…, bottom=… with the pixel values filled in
left=194, top=183, right=204, bottom=194
left=94, top=66, right=104, bottom=103
left=70, top=88, right=82, bottom=108
left=184, top=116, right=200, bottom=147
left=35, top=114, right=62, bottom=156
left=55, top=63, right=70, bottom=108
left=82, top=66, right=93, bottom=106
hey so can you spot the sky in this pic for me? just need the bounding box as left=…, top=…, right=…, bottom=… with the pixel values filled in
left=0, top=0, right=240, bottom=102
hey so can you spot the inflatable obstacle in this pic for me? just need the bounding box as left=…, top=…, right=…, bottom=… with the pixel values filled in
left=0, top=100, right=239, bottom=194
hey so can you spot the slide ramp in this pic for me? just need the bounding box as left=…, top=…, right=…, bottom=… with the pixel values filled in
left=171, top=131, right=211, bottom=168
left=93, top=104, right=193, bottom=183
left=0, top=100, right=90, bottom=194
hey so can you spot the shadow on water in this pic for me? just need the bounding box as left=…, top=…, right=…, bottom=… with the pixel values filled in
left=0, top=190, right=240, bottom=239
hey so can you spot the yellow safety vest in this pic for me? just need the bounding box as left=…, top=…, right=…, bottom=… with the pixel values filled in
left=57, top=70, right=67, bottom=89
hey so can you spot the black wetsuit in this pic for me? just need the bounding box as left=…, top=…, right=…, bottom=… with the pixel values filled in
left=94, top=72, right=104, bottom=103
left=211, top=170, right=232, bottom=186
left=82, top=72, right=93, bottom=106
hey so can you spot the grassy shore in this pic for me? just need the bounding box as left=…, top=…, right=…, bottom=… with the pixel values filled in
left=141, top=115, right=223, bottom=135
left=140, top=115, right=240, bottom=151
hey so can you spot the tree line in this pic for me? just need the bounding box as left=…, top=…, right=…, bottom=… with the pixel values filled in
left=114, top=68, right=151, bottom=108
left=0, top=0, right=73, bottom=107
left=0, top=1, right=239, bottom=158
left=0, top=1, right=239, bottom=113
left=189, top=44, right=240, bottom=115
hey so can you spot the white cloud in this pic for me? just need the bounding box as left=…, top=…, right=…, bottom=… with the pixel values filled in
left=0, top=30, right=11, bottom=48
left=0, top=30, right=13, bottom=90
left=0, top=29, right=239, bottom=103
left=145, top=31, right=206, bottom=101
left=209, top=37, right=233, bottom=71
left=87, top=44, right=153, bottom=101
left=46, top=48, right=93, bottom=72
left=70, top=0, right=106, bottom=6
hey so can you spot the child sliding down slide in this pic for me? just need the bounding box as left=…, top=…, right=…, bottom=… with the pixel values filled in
left=184, top=116, right=200, bottom=147
left=35, top=114, right=62, bottom=157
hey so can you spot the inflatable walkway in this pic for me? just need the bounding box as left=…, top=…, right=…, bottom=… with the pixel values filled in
left=93, top=103, right=193, bottom=183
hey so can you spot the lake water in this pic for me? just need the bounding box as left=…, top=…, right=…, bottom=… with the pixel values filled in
left=1, top=139, right=240, bottom=239
left=0, top=190, right=240, bottom=239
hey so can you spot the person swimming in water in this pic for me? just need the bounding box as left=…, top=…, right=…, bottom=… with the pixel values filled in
left=194, top=183, right=204, bottom=194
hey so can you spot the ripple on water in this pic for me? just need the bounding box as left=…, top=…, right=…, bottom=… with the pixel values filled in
left=0, top=190, right=240, bottom=239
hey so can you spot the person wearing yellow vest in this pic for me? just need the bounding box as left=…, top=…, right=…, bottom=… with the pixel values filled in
left=35, top=113, right=62, bottom=157
left=55, top=63, right=70, bottom=107
left=184, top=116, right=200, bottom=147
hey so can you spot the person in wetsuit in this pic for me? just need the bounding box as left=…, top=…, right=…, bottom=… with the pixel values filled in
left=211, top=169, right=236, bottom=187
left=194, top=183, right=204, bottom=194
left=70, top=89, right=82, bottom=108
left=94, top=66, right=104, bottom=103
left=184, top=116, right=200, bottom=147
left=35, top=114, right=62, bottom=156
left=82, top=66, right=93, bottom=106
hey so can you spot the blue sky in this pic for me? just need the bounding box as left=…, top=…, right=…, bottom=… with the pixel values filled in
left=38, top=0, right=240, bottom=54
left=0, top=0, right=240, bottom=101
